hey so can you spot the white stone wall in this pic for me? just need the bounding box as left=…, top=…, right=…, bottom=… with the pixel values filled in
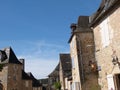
left=93, top=6, right=120, bottom=90
left=70, top=35, right=81, bottom=83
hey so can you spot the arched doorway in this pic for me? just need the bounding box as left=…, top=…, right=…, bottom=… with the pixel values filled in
left=0, top=83, right=3, bottom=90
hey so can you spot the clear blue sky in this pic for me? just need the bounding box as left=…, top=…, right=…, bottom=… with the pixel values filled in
left=0, top=0, right=101, bottom=79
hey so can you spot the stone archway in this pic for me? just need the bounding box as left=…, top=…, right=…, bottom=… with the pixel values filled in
left=0, top=83, right=3, bottom=90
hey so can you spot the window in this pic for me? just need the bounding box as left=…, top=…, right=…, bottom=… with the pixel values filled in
left=72, top=41, right=75, bottom=49
left=13, top=76, right=16, bottom=81
left=100, top=19, right=110, bottom=47
left=107, top=74, right=115, bottom=90
left=13, top=65, right=18, bottom=71
left=72, top=57, right=75, bottom=69
left=0, top=83, right=3, bottom=90
left=0, top=54, right=1, bottom=61
left=25, top=81, right=29, bottom=87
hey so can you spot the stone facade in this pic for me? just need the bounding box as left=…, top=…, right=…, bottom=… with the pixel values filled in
left=0, top=47, right=28, bottom=90
left=22, top=80, right=32, bottom=90
left=69, top=34, right=81, bottom=90
left=48, top=63, right=59, bottom=90
left=59, top=54, right=72, bottom=90
left=69, top=16, right=99, bottom=90
left=0, top=47, right=42, bottom=90
left=91, top=0, right=120, bottom=89
left=7, top=64, right=23, bottom=90
left=59, top=61, right=65, bottom=90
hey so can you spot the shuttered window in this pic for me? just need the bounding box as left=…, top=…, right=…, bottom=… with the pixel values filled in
left=100, top=19, right=110, bottom=47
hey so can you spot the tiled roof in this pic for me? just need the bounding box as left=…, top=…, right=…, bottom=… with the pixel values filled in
left=0, top=47, right=22, bottom=64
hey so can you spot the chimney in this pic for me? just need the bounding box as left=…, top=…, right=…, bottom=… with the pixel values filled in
left=70, top=23, right=77, bottom=32
left=77, top=16, right=89, bottom=27
left=19, top=59, right=25, bottom=70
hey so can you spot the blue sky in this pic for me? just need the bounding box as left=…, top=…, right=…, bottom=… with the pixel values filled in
left=0, top=0, right=101, bottom=79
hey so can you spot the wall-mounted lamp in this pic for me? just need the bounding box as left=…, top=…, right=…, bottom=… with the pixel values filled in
left=112, top=55, right=119, bottom=65
left=111, top=50, right=120, bottom=65
left=112, top=56, right=119, bottom=65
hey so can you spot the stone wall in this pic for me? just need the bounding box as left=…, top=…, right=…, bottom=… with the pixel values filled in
left=93, top=6, right=120, bottom=90
left=7, top=64, right=23, bottom=90
left=59, top=61, right=65, bottom=90
left=76, top=30, right=99, bottom=90
left=22, top=80, right=32, bottom=90
left=70, top=35, right=81, bottom=82
left=70, top=28, right=99, bottom=90
left=70, top=35, right=82, bottom=90
left=0, top=63, right=33, bottom=90
left=0, top=65, right=8, bottom=90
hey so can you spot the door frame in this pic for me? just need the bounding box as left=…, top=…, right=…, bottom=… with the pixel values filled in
left=113, top=73, right=120, bottom=90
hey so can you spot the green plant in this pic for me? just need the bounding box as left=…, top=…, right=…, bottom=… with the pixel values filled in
left=54, top=82, right=61, bottom=90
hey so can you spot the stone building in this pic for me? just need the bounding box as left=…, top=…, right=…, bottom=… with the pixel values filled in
left=69, top=16, right=99, bottom=90
left=22, top=70, right=33, bottom=90
left=59, top=53, right=72, bottom=90
left=39, top=78, right=49, bottom=90
left=47, top=54, right=72, bottom=90
left=89, top=0, right=120, bottom=90
left=0, top=47, right=42, bottom=90
left=27, top=72, right=42, bottom=90
left=48, top=63, right=59, bottom=90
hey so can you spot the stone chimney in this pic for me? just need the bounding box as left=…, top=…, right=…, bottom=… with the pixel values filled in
left=70, top=23, right=77, bottom=32
left=77, top=16, right=89, bottom=28
left=19, top=59, right=25, bottom=70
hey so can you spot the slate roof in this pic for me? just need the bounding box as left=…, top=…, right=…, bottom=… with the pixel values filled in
left=22, top=71, right=42, bottom=87
left=27, top=72, right=42, bottom=87
left=60, top=54, right=71, bottom=71
left=0, top=47, right=22, bottom=64
left=39, top=78, right=48, bottom=86
left=89, top=0, right=120, bottom=27
left=48, top=63, right=59, bottom=77
left=22, top=70, right=32, bottom=80
left=60, top=54, right=72, bottom=77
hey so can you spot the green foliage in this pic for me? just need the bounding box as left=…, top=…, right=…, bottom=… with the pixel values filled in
left=54, top=82, right=61, bottom=90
